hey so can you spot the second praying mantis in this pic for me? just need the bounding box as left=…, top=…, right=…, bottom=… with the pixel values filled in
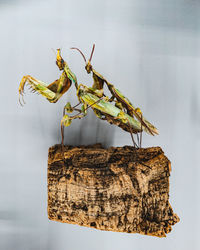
left=18, top=45, right=158, bottom=148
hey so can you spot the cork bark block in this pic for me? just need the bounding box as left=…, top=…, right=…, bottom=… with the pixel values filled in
left=47, top=144, right=179, bottom=237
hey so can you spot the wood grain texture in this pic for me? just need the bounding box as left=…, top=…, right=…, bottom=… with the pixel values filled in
left=48, top=144, right=179, bottom=237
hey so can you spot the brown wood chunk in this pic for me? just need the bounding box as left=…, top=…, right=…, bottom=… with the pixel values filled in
left=48, top=144, right=179, bottom=237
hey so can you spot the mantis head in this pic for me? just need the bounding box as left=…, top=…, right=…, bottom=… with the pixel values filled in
left=71, top=44, right=95, bottom=74
left=56, top=49, right=65, bottom=70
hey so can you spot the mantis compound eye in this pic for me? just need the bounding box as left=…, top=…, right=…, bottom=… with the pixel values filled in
left=135, top=108, right=142, bottom=114
left=85, top=62, right=92, bottom=73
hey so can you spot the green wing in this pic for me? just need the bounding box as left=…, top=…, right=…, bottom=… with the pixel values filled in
left=113, top=87, right=159, bottom=135
left=80, top=92, right=151, bottom=134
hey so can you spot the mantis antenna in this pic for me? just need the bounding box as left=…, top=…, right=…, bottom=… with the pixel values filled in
left=71, top=44, right=96, bottom=64
left=89, top=44, right=95, bottom=62
left=71, top=47, right=87, bottom=63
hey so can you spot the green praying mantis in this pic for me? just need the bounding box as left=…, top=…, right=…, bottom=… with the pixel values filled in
left=18, top=44, right=158, bottom=148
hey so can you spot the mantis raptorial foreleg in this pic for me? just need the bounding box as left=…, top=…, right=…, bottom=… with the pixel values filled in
left=18, top=71, right=72, bottom=105
left=19, top=75, right=55, bottom=105
left=18, top=49, right=78, bottom=106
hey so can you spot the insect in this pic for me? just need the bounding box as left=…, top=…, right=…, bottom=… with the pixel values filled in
left=18, top=46, right=158, bottom=148
left=71, top=45, right=158, bottom=146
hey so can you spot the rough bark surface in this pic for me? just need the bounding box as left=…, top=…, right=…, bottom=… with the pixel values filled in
left=48, top=144, right=179, bottom=237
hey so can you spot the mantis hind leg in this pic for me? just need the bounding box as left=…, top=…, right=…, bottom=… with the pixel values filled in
left=135, top=110, right=143, bottom=148
left=125, top=118, right=139, bottom=148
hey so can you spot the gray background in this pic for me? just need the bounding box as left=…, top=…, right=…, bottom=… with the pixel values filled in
left=0, top=0, right=200, bottom=249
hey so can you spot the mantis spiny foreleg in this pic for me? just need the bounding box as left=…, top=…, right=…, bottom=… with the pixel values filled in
left=18, top=72, right=71, bottom=105
left=18, top=49, right=76, bottom=106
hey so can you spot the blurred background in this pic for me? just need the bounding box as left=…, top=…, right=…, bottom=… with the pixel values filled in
left=0, top=0, right=200, bottom=249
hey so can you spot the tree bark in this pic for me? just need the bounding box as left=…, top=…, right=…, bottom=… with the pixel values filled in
left=48, top=144, right=179, bottom=237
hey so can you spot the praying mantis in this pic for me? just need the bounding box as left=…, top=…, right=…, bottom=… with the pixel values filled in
left=18, top=45, right=158, bottom=148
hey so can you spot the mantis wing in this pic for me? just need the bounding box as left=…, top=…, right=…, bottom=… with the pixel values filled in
left=80, top=92, right=152, bottom=134
left=110, top=87, right=159, bottom=135
left=90, top=69, right=158, bottom=136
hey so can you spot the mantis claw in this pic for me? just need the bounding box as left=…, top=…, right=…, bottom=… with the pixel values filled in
left=22, top=94, right=26, bottom=105
left=18, top=95, right=24, bottom=106
left=19, top=75, right=30, bottom=105
left=18, top=89, right=26, bottom=106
